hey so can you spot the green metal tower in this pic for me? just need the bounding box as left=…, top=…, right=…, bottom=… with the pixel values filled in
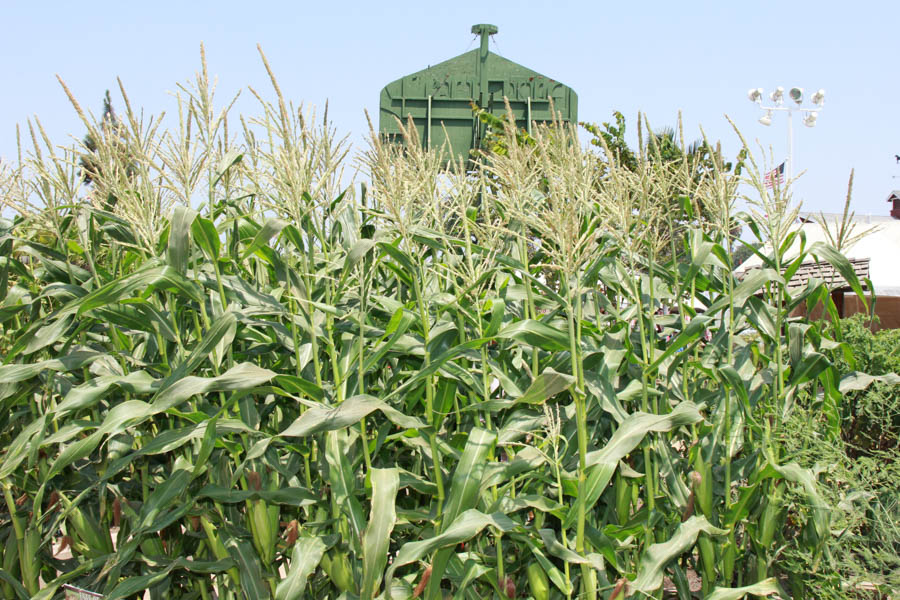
left=379, top=24, right=578, bottom=165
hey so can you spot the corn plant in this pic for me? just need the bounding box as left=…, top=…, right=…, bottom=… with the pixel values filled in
left=0, top=50, right=895, bottom=600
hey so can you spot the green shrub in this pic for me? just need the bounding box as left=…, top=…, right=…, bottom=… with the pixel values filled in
left=832, top=315, right=900, bottom=455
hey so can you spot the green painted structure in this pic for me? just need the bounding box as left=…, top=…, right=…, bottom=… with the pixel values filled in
left=378, top=24, right=578, bottom=165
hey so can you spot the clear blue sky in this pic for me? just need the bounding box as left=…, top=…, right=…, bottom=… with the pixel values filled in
left=2, top=0, right=898, bottom=216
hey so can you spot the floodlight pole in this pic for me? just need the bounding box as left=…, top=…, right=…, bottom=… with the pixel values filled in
left=750, top=88, right=824, bottom=185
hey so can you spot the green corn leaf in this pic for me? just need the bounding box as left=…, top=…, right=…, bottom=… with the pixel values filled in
left=562, top=461, right=616, bottom=529
left=496, top=319, right=570, bottom=351
left=325, top=430, right=367, bottom=546
left=378, top=241, right=418, bottom=276
left=0, top=350, right=100, bottom=382
left=0, top=415, right=47, bottom=479
left=631, top=516, right=728, bottom=594
left=647, top=316, right=711, bottom=372
left=151, top=362, right=276, bottom=412
left=191, top=216, right=221, bottom=261
left=386, top=510, right=516, bottom=585
left=838, top=371, right=900, bottom=393
left=537, top=529, right=607, bottom=573
left=761, top=459, right=830, bottom=540
left=279, top=394, right=427, bottom=437
left=474, top=368, right=575, bottom=411
left=344, top=238, right=377, bottom=271
left=105, top=557, right=235, bottom=600
left=224, top=535, right=268, bottom=600
left=162, top=312, right=238, bottom=384
left=786, top=351, right=830, bottom=389
left=443, top=427, right=496, bottom=527
left=212, top=149, right=243, bottom=188
left=21, top=313, right=72, bottom=355
left=56, top=371, right=155, bottom=418
left=242, top=217, right=287, bottom=260
left=93, top=301, right=179, bottom=342
left=137, top=467, right=192, bottom=529
left=276, top=536, right=327, bottom=600
left=168, top=205, right=198, bottom=273
left=480, top=447, right=546, bottom=492
left=361, top=468, right=400, bottom=599
left=75, top=264, right=203, bottom=315
left=809, top=241, right=867, bottom=307
left=0, top=569, right=29, bottom=600
left=584, top=402, right=705, bottom=470
left=705, top=578, right=784, bottom=600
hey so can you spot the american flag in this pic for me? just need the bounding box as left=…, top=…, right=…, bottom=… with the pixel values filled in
left=764, top=162, right=785, bottom=189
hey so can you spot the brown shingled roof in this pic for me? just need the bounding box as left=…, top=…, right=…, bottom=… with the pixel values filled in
left=740, top=258, right=870, bottom=291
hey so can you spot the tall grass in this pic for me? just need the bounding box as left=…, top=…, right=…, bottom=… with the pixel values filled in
left=0, top=51, right=893, bottom=600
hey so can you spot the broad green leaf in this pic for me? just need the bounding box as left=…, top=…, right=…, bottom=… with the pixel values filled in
left=242, top=218, right=287, bottom=260
left=386, top=510, right=516, bottom=584
left=0, top=569, right=29, bottom=600
left=345, top=238, right=377, bottom=271
left=224, top=535, right=268, bottom=600
left=279, top=394, right=427, bottom=437
left=584, top=402, right=705, bottom=470
left=648, top=316, right=711, bottom=372
left=762, top=459, right=830, bottom=540
left=537, top=529, right=606, bottom=573
left=212, top=149, right=243, bottom=188
left=276, top=536, right=326, bottom=600
left=497, top=319, right=570, bottom=351
left=105, top=558, right=234, bottom=600
left=168, top=205, right=198, bottom=273
left=838, top=371, right=900, bottom=393
left=477, top=368, right=575, bottom=411
left=75, top=264, right=203, bottom=315
left=195, top=485, right=319, bottom=507
left=192, top=216, right=221, bottom=261
left=443, top=427, right=496, bottom=527
left=152, top=362, right=276, bottom=412
left=361, top=468, right=400, bottom=599
left=631, top=516, right=728, bottom=593
left=705, top=578, right=783, bottom=600
left=164, top=312, right=237, bottom=384
left=0, top=416, right=48, bottom=480
left=22, top=313, right=72, bottom=355
left=809, top=241, right=867, bottom=306
left=93, top=301, right=179, bottom=342
left=517, top=368, right=574, bottom=404
left=0, top=350, right=100, bottom=383
left=325, top=430, right=366, bottom=547
left=562, top=461, right=617, bottom=528
left=786, top=351, right=830, bottom=388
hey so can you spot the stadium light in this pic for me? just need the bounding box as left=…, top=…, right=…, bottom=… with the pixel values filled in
left=747, top=85, right=825, bottom=183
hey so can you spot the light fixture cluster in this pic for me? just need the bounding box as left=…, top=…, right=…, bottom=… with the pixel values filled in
left=748, top=86, right=825, bottom=128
